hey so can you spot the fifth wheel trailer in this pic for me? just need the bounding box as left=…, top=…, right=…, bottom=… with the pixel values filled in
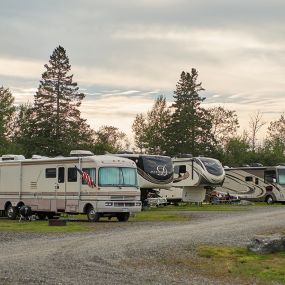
left=0, top=154, right=141, bottom=221
left=159, top=156, right=225, bottom=203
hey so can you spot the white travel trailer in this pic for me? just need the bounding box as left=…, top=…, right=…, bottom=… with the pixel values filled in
left=159, top=156, right=225, bottom=203
left=0, top=154, right=141, bottom=221
left=113, top=154, right=173, bottom=201
left=215, top=166, right=285, bottom=204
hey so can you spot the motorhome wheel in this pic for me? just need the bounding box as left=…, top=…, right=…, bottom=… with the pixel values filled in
left=117, top=213, right=130, bottom=222
left=87, top=206, right=100, bottom=222
left=6, top=205, right=17, bottom=220
left=265, top=195, right=274, bottom=204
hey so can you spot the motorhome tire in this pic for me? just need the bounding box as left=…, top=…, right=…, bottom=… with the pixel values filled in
left=6, top=205, right=17, bottom=220
left=265, top=195, right=274, bottom=204
left=117, top=213, right=130, bottom=222
left=86, top=206, right=100, bottom=222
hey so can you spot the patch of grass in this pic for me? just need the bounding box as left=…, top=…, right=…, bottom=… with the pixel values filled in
left=151, top=203, right=249, bottom=212
left=197, top=245, right=285, bottom=284
left=130, top=210, right=190, bottom=221
left=0, top=219, right=89, bottom=233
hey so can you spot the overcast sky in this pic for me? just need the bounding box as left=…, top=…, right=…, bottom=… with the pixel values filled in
left=1, top=0, right=285, bottom=141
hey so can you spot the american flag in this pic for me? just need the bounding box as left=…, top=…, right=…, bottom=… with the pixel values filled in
left=75, top=166, right=94, bottom=188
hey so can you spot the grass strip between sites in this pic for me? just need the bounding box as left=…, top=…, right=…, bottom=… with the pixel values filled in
left=197, top=245, right=285, bottom=284
left=0, top=219, right=88, bottom=233
left=130, top=210, right=190, bottom=221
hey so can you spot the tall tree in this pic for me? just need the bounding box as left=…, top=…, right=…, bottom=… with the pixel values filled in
left=132, top=95, right=171, bottom=154
left=208, top=106, right=239, bottom=148
left=92, top=126, right=129, bottom=154
left=267, top=114, right=285, bottom=144
left=165, top=69, right=214, bottom=156
left=0, top=86, right=16, bottom=154
left=248, top=111, right=266, bottom=152
left=32, top=46, right=93, bottom=156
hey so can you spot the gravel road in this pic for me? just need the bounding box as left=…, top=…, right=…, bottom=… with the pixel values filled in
left=1, top=207, right=285, bottom=285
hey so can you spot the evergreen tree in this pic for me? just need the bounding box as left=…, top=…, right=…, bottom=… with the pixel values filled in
left=165, top=69, right=214, bottom=156
left=0, top=86, right=16, bottom=154
left=31, top=46, right=93, bottom=156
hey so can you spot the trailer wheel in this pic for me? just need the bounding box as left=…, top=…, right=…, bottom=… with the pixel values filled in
left=117, top=213, right=130, bottom=222
left=86, top=206, right=100, bottom=222
left=265, top=195, right=274, bottom=205
left=6, top=205, right=17, bottom=220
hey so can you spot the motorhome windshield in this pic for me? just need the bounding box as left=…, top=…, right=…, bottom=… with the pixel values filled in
left=99, top=167, right=138, bottom=187
left=142, top=156, right=173, bottom=180
left=199, top=158, right=224, bottom=176
left=278, top=169, right=285, bottom=185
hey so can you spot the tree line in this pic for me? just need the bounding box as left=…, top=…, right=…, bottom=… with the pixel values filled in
left=1, top=46, right=285, bottom=166
left=0, top=46, right=129, bottom=157
left=132, top=69, right=285, bottom=166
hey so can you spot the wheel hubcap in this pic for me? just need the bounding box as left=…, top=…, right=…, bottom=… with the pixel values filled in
left=88, top=209, right=96, bottom=220
left=7, top=207, right=14, bottom=218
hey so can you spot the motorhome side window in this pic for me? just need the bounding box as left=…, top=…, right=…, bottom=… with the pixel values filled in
left=58, top=167, right=64, bottom=183
left=68, top=167, right=77, bottom=182
left=264, top=170, right=276, bottom=183
left=82, top=168, right=96, bottom=185
left=46, top=168, right=56, bottom=178
left=245, top=176, right=253, bottom=182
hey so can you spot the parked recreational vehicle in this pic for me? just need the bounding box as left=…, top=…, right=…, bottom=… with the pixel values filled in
left=159, top=156, right=225, bottom=203
left=215, top=166, right=285, bottom=204
left=114, top=154, right=173, bottom=201
left=0, top=154, right=141, bottom=221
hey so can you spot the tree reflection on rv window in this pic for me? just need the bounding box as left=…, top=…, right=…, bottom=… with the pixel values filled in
left=198, top=158, right=224, bottom=176
left=278, top=169, right=285, bottom=185
left=99, top=167, right=137, bottom=187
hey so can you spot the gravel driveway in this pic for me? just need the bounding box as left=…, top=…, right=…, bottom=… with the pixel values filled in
left=1, top=206, right=285, bottom=285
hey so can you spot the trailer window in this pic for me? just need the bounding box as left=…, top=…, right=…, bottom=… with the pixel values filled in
left=68, top=167, right=77, bottom=182
left=99, top=167, right=137, bottom=187
left=264, top=170, right=276, bottom=183
left=46, top=168, right=56, bottom=178
left=58, top=167, right=65, bottom=183
left=82, top=168, right=96, bottom=185
left=278, top=169, right=285, bottom=185
left=245, top=176, right=253, bottom=182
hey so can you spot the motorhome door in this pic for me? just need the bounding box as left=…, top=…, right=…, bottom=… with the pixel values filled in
left=55, top=166, right=66, bottom=211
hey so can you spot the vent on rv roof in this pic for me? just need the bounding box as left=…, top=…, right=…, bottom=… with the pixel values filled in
left=70, top=150, right=94, bottom=157
left=1, top=154, right=25, bottom=161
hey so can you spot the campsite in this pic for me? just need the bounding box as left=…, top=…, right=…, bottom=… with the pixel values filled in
left=1, top=203, right=285, bottom=284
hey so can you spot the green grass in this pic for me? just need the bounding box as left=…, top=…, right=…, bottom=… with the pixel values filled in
left=197, top=245, right=285, bottom=284
left=130, top=210, right=190, bottom=221
left=0, top=219, right=89, bottom=233
left=149, top=203, right=249, bottom=211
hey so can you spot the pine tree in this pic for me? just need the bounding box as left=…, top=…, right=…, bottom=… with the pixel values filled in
left=165, top=69, right=214, bottom=156
left=0, top=86, right=16, bottom=154
left=32, top=46, right=93, bottom=156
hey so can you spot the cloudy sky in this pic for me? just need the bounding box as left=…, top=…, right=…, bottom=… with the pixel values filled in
left=1, top=0, right=285, bottom=141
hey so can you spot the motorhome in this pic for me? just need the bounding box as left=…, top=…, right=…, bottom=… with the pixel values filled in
left=215, top=166, right=285, bottom=204
left=0, top=153, right=141, bottom=221
left=114, top=154, right=173, bottom=201
left=159, top=156, right=225, bottom=203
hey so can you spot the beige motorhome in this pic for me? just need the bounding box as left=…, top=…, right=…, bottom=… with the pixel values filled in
left=0, top=154, right=141, bottom=222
